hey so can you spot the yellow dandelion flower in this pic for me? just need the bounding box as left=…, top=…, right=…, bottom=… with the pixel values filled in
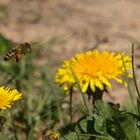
left=50, top=132, right=60, bottom=140
left=0, top=86, right=22, bottom=110
left=44, top=132, right=60, bottom=140
left=55, top=50, right=132, bottom=94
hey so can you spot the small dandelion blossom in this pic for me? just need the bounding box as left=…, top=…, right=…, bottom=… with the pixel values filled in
left=0, top=87, right=22, bottom=110
left=44, top=132, right=60, bottom=140
left=50, top=132, right=60, bottom=140
left=55, top=50, right=132, bottom=94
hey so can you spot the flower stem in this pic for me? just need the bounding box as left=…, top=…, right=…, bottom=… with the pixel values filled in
left=131, top=44, right=140, bottom=100
left=10, top=110, right=19, bottom=140
left=70, top=65, right=93, bottom=118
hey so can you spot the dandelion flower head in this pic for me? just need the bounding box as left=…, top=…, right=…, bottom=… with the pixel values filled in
left=0, top=86, right=22, bottom=110
left=49, top=132, right=60, bottom=140
left=55, top=50, right=132, bottom=94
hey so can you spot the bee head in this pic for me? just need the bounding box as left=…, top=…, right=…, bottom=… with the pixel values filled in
left=25, top=42, right=31, bottom=52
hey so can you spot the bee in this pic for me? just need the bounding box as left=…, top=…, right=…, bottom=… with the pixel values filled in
left=4, top=42, right=32, bottom=62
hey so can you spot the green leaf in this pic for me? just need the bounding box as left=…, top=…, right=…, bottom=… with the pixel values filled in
left=59, top=132, right=78, bottom=140
left=96, top=135, right=115, bottom=140
left=93, top=100, right=140, bottom=140
left=95, top=100, right=121, bottom=119
left=117, top=113, right=140, bottom=140
left=94, top=116, right=107, bottom=134
left=106, top=118, right=125, bottom=140
left=75, top=117, right=95, bottom=134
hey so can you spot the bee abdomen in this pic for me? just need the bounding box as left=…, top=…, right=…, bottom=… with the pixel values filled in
left=4, top=51, right=15, bottom=61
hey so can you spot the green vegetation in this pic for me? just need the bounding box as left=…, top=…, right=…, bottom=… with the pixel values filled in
left=0, top=34, right=140, bottom=140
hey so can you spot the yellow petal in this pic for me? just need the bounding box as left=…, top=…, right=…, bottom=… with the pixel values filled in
left=95, top=79, right=104, bottom=90
left=99, top=76, right=111, bottom=89
left=80, top=80, right=89, bottom=93
left=90, top=79, right=95, bottom=92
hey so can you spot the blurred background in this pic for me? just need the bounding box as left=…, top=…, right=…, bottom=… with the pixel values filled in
left=0, top=0, right=140, bottom=139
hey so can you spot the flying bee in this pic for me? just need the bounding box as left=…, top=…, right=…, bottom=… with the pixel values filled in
left=4, top=42, right=32, bottom=62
